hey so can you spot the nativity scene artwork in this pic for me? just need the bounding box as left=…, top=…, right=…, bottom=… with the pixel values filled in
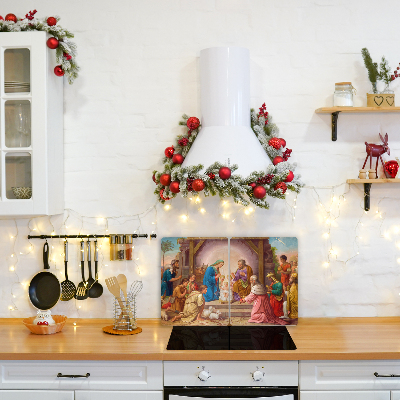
left=161, top=237, right=298, bottom=326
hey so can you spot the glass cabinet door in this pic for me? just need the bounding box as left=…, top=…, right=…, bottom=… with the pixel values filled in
left=4, top=48, right=30, bottom=93
left=5, top=152, right=32, bottom=199
left=5, top=100, right=31, bottom=147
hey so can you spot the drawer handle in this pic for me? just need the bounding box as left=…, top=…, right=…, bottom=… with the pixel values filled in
left=57, top=373, right=90, bottom=379
left=374, top=372, right=400, bottom=378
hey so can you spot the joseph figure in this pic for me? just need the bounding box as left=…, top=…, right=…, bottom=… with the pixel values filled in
left=231, top=259, right=253, bottom=302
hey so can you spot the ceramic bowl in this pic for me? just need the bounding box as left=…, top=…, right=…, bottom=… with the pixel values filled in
left=23, top=315, right=67, bottom=335
left=12, top=187, right=32, bottom=199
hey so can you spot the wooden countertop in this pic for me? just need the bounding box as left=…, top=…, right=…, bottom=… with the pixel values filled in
left=3, top=317, right=400, bottom=361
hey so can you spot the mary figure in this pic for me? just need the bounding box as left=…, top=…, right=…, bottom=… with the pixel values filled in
left=203, top=260, right=224, bottom=302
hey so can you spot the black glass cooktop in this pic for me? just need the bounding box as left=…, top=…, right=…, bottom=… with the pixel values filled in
left=166, top=326, right=296, bottom=351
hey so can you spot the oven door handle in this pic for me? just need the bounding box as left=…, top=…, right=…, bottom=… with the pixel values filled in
left=374, top=372, right=400, bottom=378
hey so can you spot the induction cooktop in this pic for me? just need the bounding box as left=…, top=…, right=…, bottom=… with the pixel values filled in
left=166, top=326, right=297, bottom=351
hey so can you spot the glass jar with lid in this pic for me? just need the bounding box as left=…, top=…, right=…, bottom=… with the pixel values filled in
left=333, top=82, right=355, bottom=107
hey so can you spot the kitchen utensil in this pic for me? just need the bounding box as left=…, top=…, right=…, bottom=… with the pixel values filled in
left=129, top=281, right=143, bottom=297
left=88, top=240, right=103, bottom=298
left=105, top=276, right=125, bottom=311
left=28, top=242, right=61, bottom=310
left=23, top=315, right=67, bottom=335
left=75, top=240, right=88, bottom=300
left=117, top=274, right=128, bottom=300
left=60, top=240, right=76, bottom=301
left=86, top=239, right=95, bottom=289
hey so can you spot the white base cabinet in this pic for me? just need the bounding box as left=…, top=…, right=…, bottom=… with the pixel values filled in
left=0, top=391, right=74, bottom=400
left=75, top=391, right=163, bottom=400
left=300, top=391, right=390, bottom=400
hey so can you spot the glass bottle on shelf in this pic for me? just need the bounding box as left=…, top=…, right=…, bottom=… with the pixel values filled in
left=117, top=234, right=125, bottom=261
left=125, top=235, right=133, bottom=260
left=333, top=82, right=354, bottom=107
left=109, top=234, right=117, bottom=261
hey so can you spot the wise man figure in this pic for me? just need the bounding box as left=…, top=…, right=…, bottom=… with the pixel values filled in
left=266, top=272, right=284, bottom=317
left=277, top=255, right=291, bottom=292
left=231, top=259, right=253, bottom=302
left=286, top=273, right=298, bottom=319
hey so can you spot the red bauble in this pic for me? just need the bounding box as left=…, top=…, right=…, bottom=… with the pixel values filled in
left=0, top=16, right=4, bottom=21
left=5, top=14, right=17, bottom=23
left=273, top=156, right=284, bottom=165
left=172, top=154, right=184, bottom=164
left=384, top=160, right=399, bottom=178
left=160, top=189, right=171, bottom=201
left=186, top=117, right=200, bottom=131
left=46, top=37, right=59, bottom=49
left=268, top=137, right=282, bottom=149
left=169, top=181, right=180, bottom=193
left=248, top=182, right=256, bottom=188
left=274, top=182, right=287, bottom=194
left=192, top=179, right=205, bottom=192
left=219, top=167, right=231, bottom=180
left=152, top=173, right=158, bottom=184
left=159, top=174, right=171, bottom=186
left=285, top=171, right=294, bottom=182
left=164, top=146, right=174, bottom=158
left=54, top=65, right=65, bottom=77
left=253, top=186, right=266, bottom=199
left=279, top=138, right=286, bottom=148
left=47, top=16, right=57, bottom=26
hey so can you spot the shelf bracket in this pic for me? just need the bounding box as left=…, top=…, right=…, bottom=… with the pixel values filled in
left=331, top=111, right=340, bottom=141
left=364, top=183, right=372, bottom=211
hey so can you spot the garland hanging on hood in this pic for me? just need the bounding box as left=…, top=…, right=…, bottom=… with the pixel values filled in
left=0, top=10, right=78, bottom=84
left=153, top=104, right=304, bottom=209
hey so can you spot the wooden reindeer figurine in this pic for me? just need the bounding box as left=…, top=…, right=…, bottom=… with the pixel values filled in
left=362, top=133, right=390, bottom=177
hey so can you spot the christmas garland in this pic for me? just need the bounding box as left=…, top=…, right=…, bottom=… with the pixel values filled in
left=153, top=104, right=303, bottom=209
left=0, top=11, right=78, bottom=84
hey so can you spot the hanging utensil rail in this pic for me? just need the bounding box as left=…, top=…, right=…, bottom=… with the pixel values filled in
left=27, top=233, right=157, bottom=239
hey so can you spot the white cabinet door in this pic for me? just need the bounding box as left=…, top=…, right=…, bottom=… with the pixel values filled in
left=0, top=391, right=73, bottom=400
left=75, top=391, right=163, bottom=400
left=391, top=391, right=400, bottom=399
left=300, top=391, right=390, bottom=400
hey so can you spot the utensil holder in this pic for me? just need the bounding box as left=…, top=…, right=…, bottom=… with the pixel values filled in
left=113, top=297, right=137, bottom=331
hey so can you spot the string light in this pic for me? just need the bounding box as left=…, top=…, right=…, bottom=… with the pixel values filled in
left=164, top=204, right=171, bottom=210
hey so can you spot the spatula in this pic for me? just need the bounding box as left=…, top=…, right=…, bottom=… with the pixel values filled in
left=75, top=240, right=88, bottom=300
left=105, top=276, right=125, bottom=312
left=117, top=274, right=128, bottom=301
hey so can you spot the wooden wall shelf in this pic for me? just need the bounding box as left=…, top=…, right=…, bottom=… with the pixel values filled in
left=347, top=178, right=400, bottom=211
left=315, top=107, right=400, bottom=141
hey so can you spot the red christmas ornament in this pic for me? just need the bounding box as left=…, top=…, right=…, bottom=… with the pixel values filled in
left=160, top=189, right=171, bottom=201
left=46, top=37, right=59, bottom=49
left=152, top=173, right=158, bottom=184
left=164, top=146, right=174, bottom=158
left=186, top=117, right=200, bottom=131
left=285, top=171, right=294, bottom=182
left=248, top=182, right=257, bottom=188
left=268, top=137, right=282, bottom=149
left=159, top=174, right=171, bottom=186
left=5, top=14, right=17, bottom=23
left=279, top=138, right=286, bottom=148
left=207, top=173, right=215, bottom=180
left=172, top=154, right=184, bottom=164
left=186, top=177, right=194, bottom=191
left=274, top=182, right=287, bottom=194
left=192, top=179, right=205, bottom=192
left=54, top=65, right=65, bottom=77
left=169, top=181, right=180, bottom=193
left=253, top=186, right=266, bottom=199
left=384, top=160, right=399, bottom=178
left=0, top=16, right=4, bottom=21
left=47, top=16, right=57, bottom=26
left=219, top=167, right=231, bottom=180
left=273, top=156, right=284, bottom=165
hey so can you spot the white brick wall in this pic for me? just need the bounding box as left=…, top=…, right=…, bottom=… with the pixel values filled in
left=1, top=0, right=400, bottom=319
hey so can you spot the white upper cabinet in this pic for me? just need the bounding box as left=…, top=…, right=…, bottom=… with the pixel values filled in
left=0, top=31, right=63, bottom=216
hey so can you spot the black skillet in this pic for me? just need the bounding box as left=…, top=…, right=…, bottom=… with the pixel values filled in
left=29, top=242, right=61, bottom=310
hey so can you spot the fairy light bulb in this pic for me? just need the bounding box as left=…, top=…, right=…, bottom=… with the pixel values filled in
left=9, top=266, right=14, bottom=272
left=322, top=233, right=329, bottom=239
left=181, top=215, right=188, bottom=221
left=200, top=208, right=205, bottom=213
left=323, top=262, right=329, bottom=268
left=164, top=204, right=171, bottom=210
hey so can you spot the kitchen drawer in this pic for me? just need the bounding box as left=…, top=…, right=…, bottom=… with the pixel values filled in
left=164, top=361, right=298, bottom=387
left=0, top=361, right=163, bottom=390
left=300, top=391, right=390, bottom=400
left=75, top=391, right=163, bottom=400
left=0, top=391, right=74, bottom=400
left=300, top=361, right=400, bottom=391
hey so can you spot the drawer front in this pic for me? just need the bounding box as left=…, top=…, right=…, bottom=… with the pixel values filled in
left=0, top=361, right=163, bottom=390
left=300, top=391, right=390, bottom=400
left=0, top=391, right=74, bottom=400
left=164, top=361, right=298, bottom=387
left=300, top=361, right=400, bottom=391
left=75, top=390, right=163, bottom=400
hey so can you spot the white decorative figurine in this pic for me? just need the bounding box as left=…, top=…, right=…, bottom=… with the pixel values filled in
left=33, top=310, right=55, bottom=326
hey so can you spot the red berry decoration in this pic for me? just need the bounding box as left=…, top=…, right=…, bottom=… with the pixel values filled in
left=47, top=16, right=57, bottom=26
left=192, top=178, right=205, bottom=192
left=54, top=65, right=65, bottom=77
left=186, top=117, right=200, bottom=131
left=285, top=171, right=294, bottom=182
left=273, top=156, right=284, bottom=165
left=268, top=137, right=282, bottom=149
left=164, top=146, right=174, bottom=158
left=219, top=167, right=231, bottom=180
left=172, top=154, right=184, bottom=164
left=46, top=37, right=59, bottom=50
left=160, top=189, right=171, bottom=201
left=5, top=14, right=17, bottom=23
left=178, top=137, right=189, bottom=146
left=187, top=177, right=194, bottom=191
left=248, top=182, right=256, bottom=188
left=274, top=182, right=287, bottom=194
left=169, top=181, right=180, bottom=193
left=63, top=52, right=72, bottom=61
left=207, top=173, right=215, bottom=180
left=279, top=138, right=286, bottom=148
left=253, top=186, right=266, bottom=199
left=160, top=174, right=171, bottom=186
left=282, top=148, right=292, bottom=161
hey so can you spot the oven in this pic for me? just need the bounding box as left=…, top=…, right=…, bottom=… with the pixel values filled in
left=164, top=361, right=298, bottom=400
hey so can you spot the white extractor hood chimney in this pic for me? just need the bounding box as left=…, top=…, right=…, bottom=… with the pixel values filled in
left=182, top=46, right=272, bottom=176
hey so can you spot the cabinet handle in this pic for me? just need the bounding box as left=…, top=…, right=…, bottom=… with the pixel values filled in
left=57, top=373, right=90, bottom=378
left=374, top=372, right=400, bottom=378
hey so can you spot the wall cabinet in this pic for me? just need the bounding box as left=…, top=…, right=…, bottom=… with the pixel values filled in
left=0, top=31, right=63, bottom=216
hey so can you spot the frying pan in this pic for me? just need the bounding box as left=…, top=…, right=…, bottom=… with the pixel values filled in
left=29, top=242, right=61, bottom=310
